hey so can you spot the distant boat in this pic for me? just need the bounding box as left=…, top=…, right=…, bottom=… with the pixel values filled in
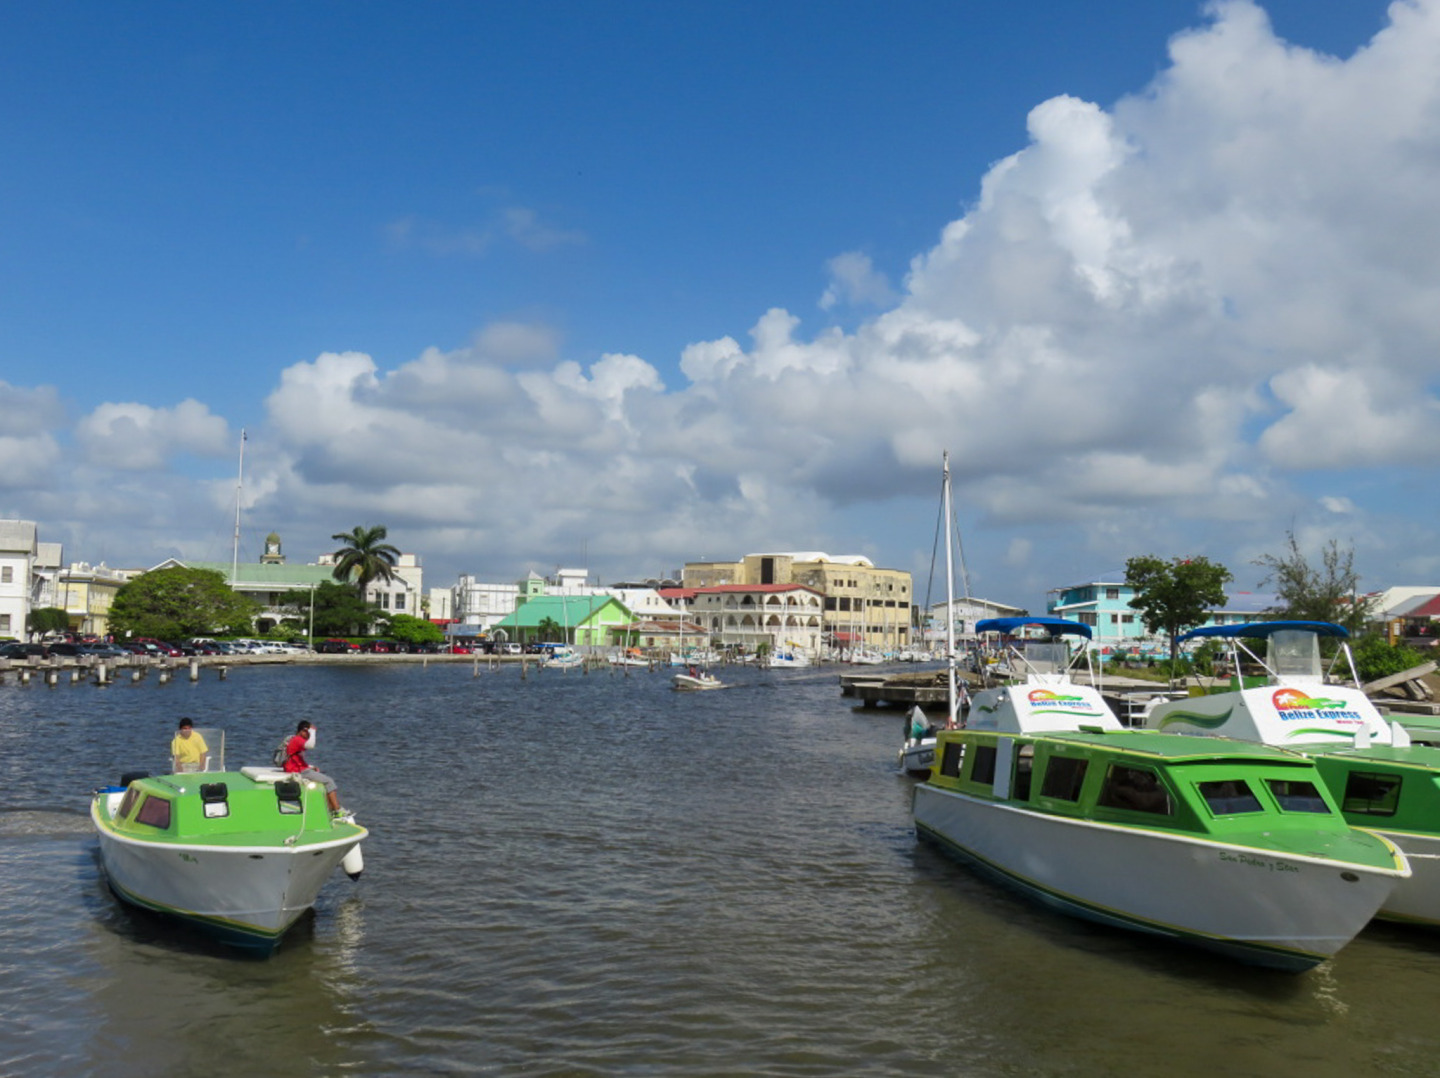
left=91, top=728, right=366, bottom=954
left=763, top=649, right=811, bottom=669
left=673, top=669, right=724, bottom=691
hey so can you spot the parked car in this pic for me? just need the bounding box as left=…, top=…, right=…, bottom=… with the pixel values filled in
left=1, top=642, right=51, bottom=659
left=81, top=643, right=129, bottom=659
left=360, top=640, right=393, bottom=653
left=316, top=638, right=359, bottom=654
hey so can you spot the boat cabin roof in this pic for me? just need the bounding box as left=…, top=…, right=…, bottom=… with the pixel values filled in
left=1038, top=728, right=1313, bottom=766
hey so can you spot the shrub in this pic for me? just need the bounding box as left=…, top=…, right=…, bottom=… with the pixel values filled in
left=1352, top=634, right=1428, bottom=684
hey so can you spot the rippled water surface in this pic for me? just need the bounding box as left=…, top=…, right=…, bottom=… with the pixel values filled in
left=5, top=661, right=1440, bottom=1076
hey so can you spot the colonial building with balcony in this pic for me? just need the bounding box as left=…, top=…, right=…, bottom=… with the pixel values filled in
left=682, top=551, right=912, bottom=652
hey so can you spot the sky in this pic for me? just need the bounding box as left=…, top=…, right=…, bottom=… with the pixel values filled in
left=0, top=0, right=1427, bottom=613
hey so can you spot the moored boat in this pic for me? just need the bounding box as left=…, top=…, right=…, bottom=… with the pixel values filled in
left=1144, top=620, right=1440, bottom=928
left=913, top=725, right=1409, bottom=971
left=91, top=729, right=366, bottom=953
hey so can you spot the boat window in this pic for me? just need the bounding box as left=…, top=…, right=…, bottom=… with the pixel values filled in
left=134, top=795, right=172, bottom=830
left=1198, top=779, right=1263, bottom=816
left=117, top=787, right=141, bottom=819
left=1039, top=756, right=1088, bottom=802
left=939, top=741, right=965, bottom=778
left=1013, top=744, right=1035, bottom=801
left=1266, top=779, right=1330, bottom=814
left=968, top=744, right=997, bottom=786
left=1097, top=765, right=1173, bottom=815
left=1340, top=772, right=1401, bottom=817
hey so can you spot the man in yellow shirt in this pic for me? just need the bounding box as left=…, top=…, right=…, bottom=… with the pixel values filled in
left=171, top=717, right=210, bottom=772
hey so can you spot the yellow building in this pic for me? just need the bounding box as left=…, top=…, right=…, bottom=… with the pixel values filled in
left=683, top=551, right=912, bottom=652
left=58, top=563, right=133, bottom=638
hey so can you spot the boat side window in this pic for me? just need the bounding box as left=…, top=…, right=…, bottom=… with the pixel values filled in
left=1098, top=765, right=1173, bottom=815
left=1198, top=779, right=1263, bottom=816
left=1013, top=744, right=1035, bottom=801
left=117, top=787, right=141, bottom=819
left=134, top=795, right=172, bottom=830
left=1266, top=779, right=1330, bottom=814
left=939, top=741, right=965, bottom=778
left=1038, top=756, right=1088, bottom=802
left=1340, top=772, right=1400, bottom=817
left=968, top=744, right=997, bottom=786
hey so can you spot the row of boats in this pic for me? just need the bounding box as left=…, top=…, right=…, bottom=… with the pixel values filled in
left=901, top=614, right=1440, bottom=971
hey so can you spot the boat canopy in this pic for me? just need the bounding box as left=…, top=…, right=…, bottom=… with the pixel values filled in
left=1177, top=620, right=1349, bottom=644
left=975, top=616, right=1093, bottom=640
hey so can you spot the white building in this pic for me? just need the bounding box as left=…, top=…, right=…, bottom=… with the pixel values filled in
left=0, top=519, right=39, bottom=639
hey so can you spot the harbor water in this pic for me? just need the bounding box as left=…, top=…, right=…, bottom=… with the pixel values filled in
left=4, top=661, right=1440, bottom=1076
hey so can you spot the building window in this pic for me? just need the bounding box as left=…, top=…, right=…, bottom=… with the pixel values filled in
left=1105, top=588, right=1120, bottom=600
left=0, top=614, right=9, bottom=632
left=1, top=566, right=11, bottom=583
left=1110, top=614, right=1120, bottom=624
left=395, top=592, right=406, bottom=610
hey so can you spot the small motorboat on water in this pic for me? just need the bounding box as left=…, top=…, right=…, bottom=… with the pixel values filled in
left=673, top=669, right=724, bottom=691
left=91, top=727, right=367, bottom=954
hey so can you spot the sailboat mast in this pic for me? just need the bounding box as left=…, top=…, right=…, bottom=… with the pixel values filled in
left=232, top=429, right=246, bottom=585
left=942, top=451, right=959, bottom=728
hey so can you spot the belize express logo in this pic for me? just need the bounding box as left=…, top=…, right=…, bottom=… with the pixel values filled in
left=1027, top=689, right=1100, bottom=714
left=1270, top=688, right=1363, bottom=724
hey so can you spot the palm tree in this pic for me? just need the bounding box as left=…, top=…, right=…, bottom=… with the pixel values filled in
left=537, top=616, right=563, bottom=643
left=330, top=525, right=401, bottom=599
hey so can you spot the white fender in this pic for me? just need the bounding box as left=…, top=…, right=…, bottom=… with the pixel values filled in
left=342, top=844, right=365, bottom=881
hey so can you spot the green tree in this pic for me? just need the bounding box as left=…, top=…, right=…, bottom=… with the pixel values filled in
left=109, top=567, right=257, bottom=640
left=330, top=525, right=401, bottom=597
left=1125, top=555, right=1233, bottom=665
left=385, top=613, right=444, bottom=647
left=27, top=606, right=70, bottom=637
left=276, top=581, right=378, bottom=638
left=1254, top=530, right=1370, bottom=634
left=1352, top=633, right=1427, bottom=684
left=537, top=616, right=563, bottom=643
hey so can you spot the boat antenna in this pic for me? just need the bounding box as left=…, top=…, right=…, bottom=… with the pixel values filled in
left=232, top=428, right=246, bottom=585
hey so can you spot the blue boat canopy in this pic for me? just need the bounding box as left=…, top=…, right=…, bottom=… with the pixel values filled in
left=975, top=616, right=1093, bottom=640
left=1176, top=620, right=1349, bottom=644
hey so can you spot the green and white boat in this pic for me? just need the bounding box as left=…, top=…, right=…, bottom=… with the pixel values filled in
left=913, top=726, right=1409, bottom=971
left=1144, top=620, right=1440, bottom=928
left=92, top=728, right=367, bottom=953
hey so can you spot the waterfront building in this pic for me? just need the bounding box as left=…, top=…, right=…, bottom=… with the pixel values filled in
left=682, top=552, right=912, bottom=652
left=489, top=593, right=634, bottom=647
left=925, top=595, right=1026, bottom=644
left=57, top=562, right=132, bottom=638
left=661, top=583, right=824, bottom=655
left=0, top=519, right=40, bottom=639
left=1047, top=578, right=1279, bottom=649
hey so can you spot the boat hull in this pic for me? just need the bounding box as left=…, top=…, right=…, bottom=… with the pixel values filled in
left=92, top=798, right=365, bottom=953
left=912, top=783, right=1400, bottom=971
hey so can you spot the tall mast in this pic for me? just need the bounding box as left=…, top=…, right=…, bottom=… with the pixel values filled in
left=232, top=429, right=246, bottom=586
left=943, top=451, right=959, bottom=728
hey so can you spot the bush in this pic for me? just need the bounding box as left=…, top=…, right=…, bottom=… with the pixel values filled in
left=1352, top=634, right=1428, bottom=684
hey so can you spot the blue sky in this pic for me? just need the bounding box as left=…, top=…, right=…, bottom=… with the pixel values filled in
left=0, top=0, right=1422, bottom=612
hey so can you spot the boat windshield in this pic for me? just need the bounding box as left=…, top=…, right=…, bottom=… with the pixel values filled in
left=1266, top=630, right=1323, bottom=681
left=170, top=726, right=225, bottom=773
left=1022, top=642, right=1069, bottom=675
